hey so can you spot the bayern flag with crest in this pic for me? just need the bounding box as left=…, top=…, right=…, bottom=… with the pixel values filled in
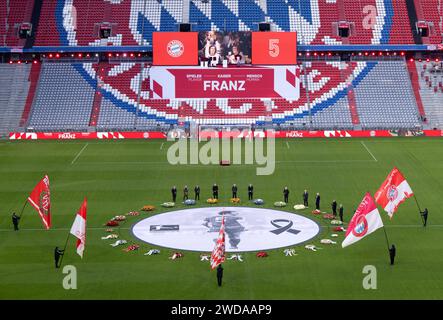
left=54, top=0, right=396, bottom=125
left=374, top=167, right=414, bottom=218
left=342, top=193, right=384, bottom=248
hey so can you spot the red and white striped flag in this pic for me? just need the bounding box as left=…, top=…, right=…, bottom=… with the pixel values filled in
left=70, top=198, right=87, bottom=258
left=210, top=215, right=226, bottom=270
left=342, top=193, right=384, bottom=248
left=374, top=167, right=414, bottom=218
left=27, top=175, right=51, bottom=229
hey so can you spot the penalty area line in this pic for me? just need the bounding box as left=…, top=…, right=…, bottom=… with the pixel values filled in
left=360, top=141, right=378, bottom=162
left=71, top=143, right=89, bottom=165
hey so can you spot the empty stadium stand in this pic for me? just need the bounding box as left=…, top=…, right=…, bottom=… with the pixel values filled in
left=0, top=64, right=31, bottom=137
left=354, top=59, right=421, bottom=129
left=0, top=1, right=441, bottom=135
left=27, top=63, right=95, bottom=131
left=416, top=60, right=443, bottom=128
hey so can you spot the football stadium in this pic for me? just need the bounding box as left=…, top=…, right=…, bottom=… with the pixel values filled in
left=1, top=0, right=443, bottom=307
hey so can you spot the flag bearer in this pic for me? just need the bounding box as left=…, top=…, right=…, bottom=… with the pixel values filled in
left=54, top=246, right=65, bottom=269
left=217, top=264, right=224, bottom=287
left=12, top=212, right=20, bottom=231
left=421, top=208, right=428, bottom=227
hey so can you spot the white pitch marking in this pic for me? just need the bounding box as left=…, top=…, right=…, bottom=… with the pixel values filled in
left=361, top=141, right=378, bottom=162
left=160, top=142, right=164, bottom=150
left=286, top=141, right=290, bottom=149
left=71, top=143, right=89, bottom=164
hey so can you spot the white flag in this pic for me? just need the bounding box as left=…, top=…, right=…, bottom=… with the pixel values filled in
left=70, top=198, right=87, bottom=258
left=342, top=193, right=384, bottom=248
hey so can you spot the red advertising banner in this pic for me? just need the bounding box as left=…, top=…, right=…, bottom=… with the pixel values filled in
left=252, top=32, right=297, bottom=65
left=9, top=130, right=442, bottom=140
left=153, top=32, right=198, bottom=66
left=150, top=66, right=300, bottom=100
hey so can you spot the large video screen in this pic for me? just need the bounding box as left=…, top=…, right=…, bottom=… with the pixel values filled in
left=153, top=32, right=199, bottom=66
left=252, top=32, right=297, bottom=65
left=198, top=31, right=252, bottom=66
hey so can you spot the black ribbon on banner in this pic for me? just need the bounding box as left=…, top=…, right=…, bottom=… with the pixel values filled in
left=270, top=219, right=300, bottom=235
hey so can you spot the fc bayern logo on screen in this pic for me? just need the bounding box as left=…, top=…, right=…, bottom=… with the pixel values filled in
left=167, top=40, right=184, bottom=58
left=56, top=0, right=393, bottom=124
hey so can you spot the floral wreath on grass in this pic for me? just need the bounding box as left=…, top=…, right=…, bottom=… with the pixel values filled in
left=207, top=198, right=218, bottom=204
left=161, top=202, right=175, bottom=208
left=141, top=205, right=155, bottom=212
left=183, top=199, right=196, bottom=205
left=274, top=201, right=287, bottom=207
left=253, top=199, right=264, bottom=205
left=230, top=198, right=240, bottom=204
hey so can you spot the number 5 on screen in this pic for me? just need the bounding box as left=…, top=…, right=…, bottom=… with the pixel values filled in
left=269, top=39, right=280, bottom=58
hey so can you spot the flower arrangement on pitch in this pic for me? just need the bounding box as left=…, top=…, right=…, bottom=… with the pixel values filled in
left=141, top=205, right=155, bottom=212
left=230, top=198, right=240, bottom=204
left=161, top=202, right=175, bottom=208
left=105, top=220, right=119, bottom=227
left=126, top=211, right=140, bottom=216
left=274, top=201, right=287, bottom=207
left=323, top=214, right=335, bottom=220
left=207, top=198, right=218, bottom=204
left=111, top=215, right=126, bottom=222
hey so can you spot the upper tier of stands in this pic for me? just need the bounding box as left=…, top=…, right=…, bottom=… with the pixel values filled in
left=18, top=58, right=422, bottom=132
left=1, top=0, right=442, bottom=48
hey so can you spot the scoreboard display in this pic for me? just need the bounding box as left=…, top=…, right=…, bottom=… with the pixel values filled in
left=152, top=32, right=198, bottom=66
left=252, top=32, right=297, bottom=65
left=153, top=31, right=297, bottom=66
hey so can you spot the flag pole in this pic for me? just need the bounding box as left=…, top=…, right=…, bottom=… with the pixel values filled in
left=18, top=198, right=28, bottom=219
left=382, top=226, right=391, bottom=264
left=58, top=231, right=71, bottom=268
left=413, top=194, right=424, bottom=225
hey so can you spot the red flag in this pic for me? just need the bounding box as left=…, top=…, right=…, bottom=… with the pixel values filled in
left=374, top=167, right=414, bottom=218
left=210, top=215, right=226, bottom=270
left=70, top=198, right=87, bottom=258
left=342, top=193, right=384, bottom=248
left=27, top=175, right=51, bottom=229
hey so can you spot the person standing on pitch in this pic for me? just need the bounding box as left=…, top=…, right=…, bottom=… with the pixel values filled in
left=54, top=246, right=65, bottom=269
left=212, top=183, right=219, bottom=199
left=12, top=212, right=20, bottom=231
left=331, top=200, right=337, bottom=217
left=232, top=184, right=238, bottom=198
left=315, top=193, right=321, bottom=210
left=171, top=186, right=177, bottom=203
left=339, top=204, right=344, bottom=222
left=421, top=208, right=428, bottom=227
left=217, top=264, right=224, bottom=287
left=248, top=184, right=254, bottom=200
left=283, top=187, right=289, bottom=203
left=194, top=185, right=200, bottom=201
left=303, top=190, right=309, bottom=207
left=183, top=185, right=189, bottom=201
left=389, top=244, right=396, bottom=265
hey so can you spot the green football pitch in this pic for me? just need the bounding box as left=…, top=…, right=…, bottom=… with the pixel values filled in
left=0, top=138, right=442, bottom=300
